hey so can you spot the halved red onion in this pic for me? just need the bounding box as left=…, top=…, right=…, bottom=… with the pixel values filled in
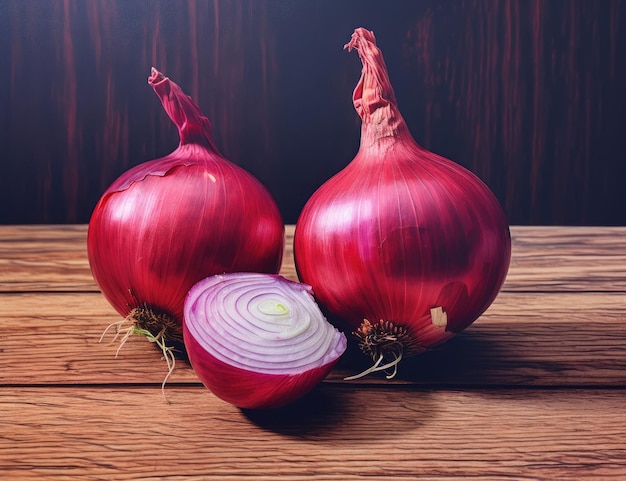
left=183, top=273, right=347, bottom=409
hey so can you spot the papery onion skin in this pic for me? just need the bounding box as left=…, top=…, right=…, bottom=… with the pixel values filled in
left=88, top=69, right=284, bottom=346
left=294, top=28, right=511, bottom=372
left=183, top=273, right=347, bottom=409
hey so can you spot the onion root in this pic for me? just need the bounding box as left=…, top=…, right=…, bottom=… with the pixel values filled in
left=344, top=319, right=425, bottom=380
left=98, top=304, right=179, bottom=402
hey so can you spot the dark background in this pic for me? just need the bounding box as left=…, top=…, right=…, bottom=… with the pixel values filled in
left=1, top=0, right=624, bottom=225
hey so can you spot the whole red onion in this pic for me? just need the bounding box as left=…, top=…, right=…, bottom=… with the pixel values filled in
left=294, top=28, right=511, bottom=378
left=88, top=68, right=284, bottom=357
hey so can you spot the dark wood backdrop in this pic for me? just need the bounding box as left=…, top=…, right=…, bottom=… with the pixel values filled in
left=1, top=0, right=624, bottom=225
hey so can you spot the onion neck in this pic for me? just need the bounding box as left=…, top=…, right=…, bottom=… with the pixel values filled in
left=149, top=67, right=221, bottom=153
left=345, top=28, right=413, bottom=149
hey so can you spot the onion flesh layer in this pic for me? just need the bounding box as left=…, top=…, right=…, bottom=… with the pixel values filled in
left=184, top=273, right=347, bottom=409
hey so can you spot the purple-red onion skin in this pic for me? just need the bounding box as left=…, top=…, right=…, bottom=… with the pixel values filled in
left=88, top=69, right=284, bottom=326
left=89, top=159, right=284, bottom=324
left=183, top=332, right=340, bottom=409
left=294, top=28, right=511, bottom=350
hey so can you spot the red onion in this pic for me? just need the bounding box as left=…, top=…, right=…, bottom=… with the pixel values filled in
left=294, top=28, right=511, bottom=378
left=88, top=68, right=284, bottom=365
left=183, top=273, right=347, bottom=409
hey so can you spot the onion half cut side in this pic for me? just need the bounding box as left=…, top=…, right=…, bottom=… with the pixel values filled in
left=183, top=273, right=347, bottom=409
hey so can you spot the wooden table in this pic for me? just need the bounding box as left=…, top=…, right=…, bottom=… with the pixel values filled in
left=1, top=225, right=625, bottom=480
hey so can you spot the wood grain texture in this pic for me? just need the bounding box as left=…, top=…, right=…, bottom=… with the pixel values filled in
left=1, top=224, right=625, bottom=479
left=1, top=291, right=625, bottom=387
left=1, top=225, right=625, bottom=386
left=507, top=226, right=626, bottom=292
left=0, top=225, right=93, bottom=292
left=1, top=387, right=625, bottom=480
left=3, top=225, right=626, bottom=292
left=1, top=1, right=625, bottom=225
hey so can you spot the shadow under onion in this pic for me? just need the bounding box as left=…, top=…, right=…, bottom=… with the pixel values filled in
left=240, top=383, right=437, bottom=442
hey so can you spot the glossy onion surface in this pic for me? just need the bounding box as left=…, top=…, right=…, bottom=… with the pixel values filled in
left=184, top=273, right=347, bottom=409
left=294, top=29, right=511, bottom=357
left=88, top=69, right=284, bottom=333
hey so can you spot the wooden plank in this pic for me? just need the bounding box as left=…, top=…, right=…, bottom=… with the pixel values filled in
left=2, top=225, right=626, bottom=293
left=0, top=225, right=94, bottom=292
left=0, top=225, right=298, bottom=291
left=0, top=224, right=89, bottom=242
left=1, top=291, right=624, bottom=387
left=0, top=291, right=200, bottom=385
left=0, top=386, right=624, bottom=480
left=507, top=226, right=626, bottom=292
